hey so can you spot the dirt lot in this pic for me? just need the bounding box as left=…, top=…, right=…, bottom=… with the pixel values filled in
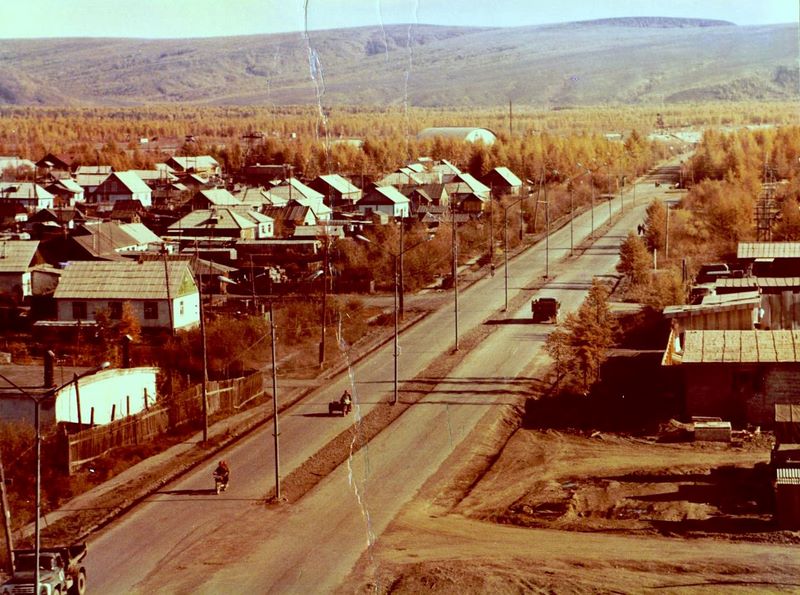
left=342, top=416, right=800, bottom=594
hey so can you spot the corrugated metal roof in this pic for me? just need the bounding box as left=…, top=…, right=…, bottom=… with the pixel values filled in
left=317, top=174, right=361, bottom=195
left=197, top=188, right=241, bottom=206
left=170, top=208, right=256, bottom=231
left=681, top=330, right=800, bottom=364
left=104, top=172, right=151, bottom=194
left=491, top=167, right=523, bottom=187
left=663, top=293, right=760, bottom=318
left=119, top=223, right=162, bottom=246
left=169, top=156, right=219, bottom=171
left=0, top=182, right=54, bottom=200
left=454, top=173, right=491, bottom=196
left=738, top=242, right=800, bottom=259
left=776, top=468, right=800, bottom=485
left=0, top=240, right=39, bottom=272
left=54, top=260, right=196, bottom=300
left=717, top=277, right=800, bottom=290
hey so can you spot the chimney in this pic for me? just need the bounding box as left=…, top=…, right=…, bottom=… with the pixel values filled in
left=44, top=350, right=55, bottom=388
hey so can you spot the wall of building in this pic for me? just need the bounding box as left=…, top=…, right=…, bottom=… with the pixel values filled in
left=684, top=363, right=800, bottom=425
left=54, top=367, right=158, bottom=425
left=57, top=296, right=198, bottom=331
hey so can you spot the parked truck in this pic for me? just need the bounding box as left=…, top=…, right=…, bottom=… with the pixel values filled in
left=1, top=543, right=87, bottom=595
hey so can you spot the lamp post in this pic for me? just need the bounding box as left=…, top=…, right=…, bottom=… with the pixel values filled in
left=501, top=196, right=524, bottom=312
left=452, top=204, right=459, bottom=352
left=577, top=163, right=597, bottom=240
left=357, top=234, right=431, bottom=404
left=0, top=361, right=109, bottom=595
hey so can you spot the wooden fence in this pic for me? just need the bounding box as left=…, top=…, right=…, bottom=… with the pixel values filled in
left=65, top=371, right=265, bottom=473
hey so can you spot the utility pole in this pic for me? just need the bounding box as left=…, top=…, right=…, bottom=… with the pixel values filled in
left=319, top=235, right=329, bottom=367
left=544, top=184, right=550, bottom=279
left=0, top=454, right=13, bottom=574
left=269, top=301, right=280, bottom=500
left=199, top=281, right=209, bottom=443
left=398, top=220, right=405, bottom=319
left=452, top=205, right=459, bottom=352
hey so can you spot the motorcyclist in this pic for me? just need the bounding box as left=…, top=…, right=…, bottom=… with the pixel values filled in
left=340, top=389, right=352, bottom=411
left=214, top=460, right=230, bottom=488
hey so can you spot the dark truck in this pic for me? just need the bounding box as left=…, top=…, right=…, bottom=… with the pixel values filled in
left=531, top=297, right=560, bottom=323
left=1, top=543, right=87, bottom=595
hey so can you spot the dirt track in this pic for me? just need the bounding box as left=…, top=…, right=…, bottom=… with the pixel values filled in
left=342, top=413, right=800, bottom=593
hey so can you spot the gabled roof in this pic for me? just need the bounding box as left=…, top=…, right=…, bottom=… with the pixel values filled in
left=0, top=183, right=55, bottom=201
left=315, top=174, right=361, bottom=195
left=119, top=223, right=162, bottom=246
left=75, top=165, right=113, bottom=175
left=129, top=169, right=178, bottom=183
left=99, top=172, right=151, bottom=194
left=453, top=173, right=491, bottom=195
left=168, top=156, right=219, bottom=171
left=267, top=178, right=324, bottom=202
left=196, top=188, right=242, bottom=206
left=487, top=166, right=523, bottom=187
left=73, top=221, right=149, bottom=254
left=287, top=196, right=332, bottom=217
left=263, top=205, right=314, bottom=223
left=433, top=159, right=461, bottom=176
left=360, top=186, right=410, bottom=206
left=54, top=260, right=197, bottom=300
left=0, top=240, right=40, bottom=272
left=75, top=172, right=110, bottom=188
left=169, top=208, right=256, bottom=231
left=48, top=178, right=84, bottom=194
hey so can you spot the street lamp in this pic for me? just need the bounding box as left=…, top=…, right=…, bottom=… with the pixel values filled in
left=501, top=196, right=525, bottom=312
left=0, top=360, right=109, bottom=595
left=356, top=233, right=431, bottom=405
left=577, top=163, right=594, bottom=240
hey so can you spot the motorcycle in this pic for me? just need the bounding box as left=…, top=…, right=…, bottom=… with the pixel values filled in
left=214, top=472, right=229, bottom=494
left=328, top=399, right=352, bottom=416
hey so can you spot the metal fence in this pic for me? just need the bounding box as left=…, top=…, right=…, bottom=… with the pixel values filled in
left=65, top=370, right=265, bottom=473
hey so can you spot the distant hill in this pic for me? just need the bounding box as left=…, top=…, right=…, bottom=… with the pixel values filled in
left=0, top=18, right=795, bottom=107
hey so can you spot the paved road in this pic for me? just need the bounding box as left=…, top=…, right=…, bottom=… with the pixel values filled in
left=85, top=163, right=676, bottom=593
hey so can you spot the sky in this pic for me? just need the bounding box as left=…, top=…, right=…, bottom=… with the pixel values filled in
left=0, top=0, right=796, bottom=39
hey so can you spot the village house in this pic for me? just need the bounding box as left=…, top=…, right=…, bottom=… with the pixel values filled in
left=91, top=171, right=153, bottom=208
left=737, top=242, right=800, bottom=277
left=481, top=166, right=524, bottom=196
left=169, top=208, right=273, bottom=240
left=0, top=182, right=56, bottom=211
left=663, top=329, right=800, bottom=426
left=52, top=259, right=200, bottom=332
left=45, top=178, right=85, bottom=206
left=308, top=174, right=363, bottom=210
left=37, top=221, right=162, bottom=265
left=0, top=240, right=45, bottom=304
left=35, top=153, right=73, bottom=177
left=262, top=204, right=318, bottom=236
left=356, top=185, right=410, bottom=219
left=166, top=155, right=221, bottom=177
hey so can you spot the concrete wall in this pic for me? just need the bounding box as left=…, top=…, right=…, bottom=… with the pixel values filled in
left=54, top=367, right=158, bottom=425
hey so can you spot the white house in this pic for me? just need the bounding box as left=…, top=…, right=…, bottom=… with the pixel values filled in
left=0, top=240, right=43, bottom=303
left=0, top=183, right=55, bottom=211
left=356, top=185, right=410, bottom=219
left=417, top=127, right=497, bottom=145
left=53, top=260, right=200, bottom=332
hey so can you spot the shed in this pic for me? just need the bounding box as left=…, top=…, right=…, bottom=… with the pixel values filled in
left=693, top=420, right=731, bottom=442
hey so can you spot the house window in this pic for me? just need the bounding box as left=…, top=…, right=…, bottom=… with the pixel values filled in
left=72, top=302, right=87, bottom=320
left=179, top=301, right=185, bottom=316
left=109, top=302, right=123, bottom=319
left=144, top=301, right=158, bottom=320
